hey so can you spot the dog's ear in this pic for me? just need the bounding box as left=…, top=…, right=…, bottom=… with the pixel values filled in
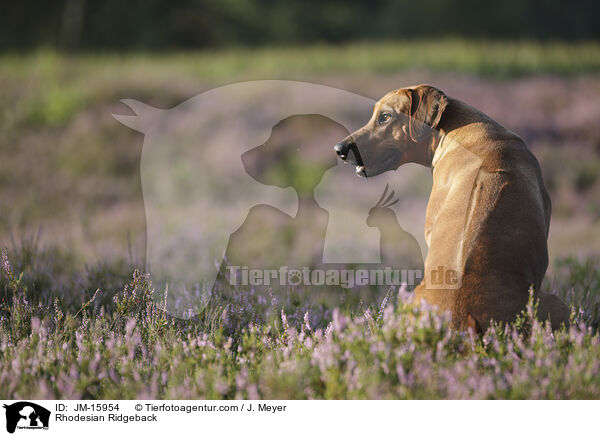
left=408, top=85, right=448, bottom=143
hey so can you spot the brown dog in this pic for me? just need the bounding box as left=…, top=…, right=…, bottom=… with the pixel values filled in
left=334, top=84, right=569, bottom=331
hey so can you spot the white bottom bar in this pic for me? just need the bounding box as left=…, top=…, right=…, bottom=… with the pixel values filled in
left=0, top=400, right=596, bottom=435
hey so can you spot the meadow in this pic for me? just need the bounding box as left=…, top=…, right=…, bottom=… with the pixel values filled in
left=1, top=40, right=600, bottom=399
left=1, top=244, right=599, bottom=399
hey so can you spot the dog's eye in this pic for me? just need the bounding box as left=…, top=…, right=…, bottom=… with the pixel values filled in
left=378, top=112, right=392, bottom=124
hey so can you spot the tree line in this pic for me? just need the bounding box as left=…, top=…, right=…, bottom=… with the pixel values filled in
left=2, top=0, right=598, bottom=51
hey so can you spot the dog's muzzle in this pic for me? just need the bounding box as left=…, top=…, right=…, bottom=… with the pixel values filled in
left=334, top=140, right=366, bottom=177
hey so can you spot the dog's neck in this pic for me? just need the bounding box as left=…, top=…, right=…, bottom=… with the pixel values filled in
left=425, top=97, right=487, bottom=168
left=413, top=99, right=458, bottom=168
left=425, top=130, right=445, bottom=168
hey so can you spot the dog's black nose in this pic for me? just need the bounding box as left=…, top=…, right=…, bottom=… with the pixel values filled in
left=334, top=141, right=352, bottom=160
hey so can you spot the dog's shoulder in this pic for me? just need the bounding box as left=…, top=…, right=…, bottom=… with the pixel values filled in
left=446, top=97, right=521, bottom=142
left=446, top=99, right=541, bottom=180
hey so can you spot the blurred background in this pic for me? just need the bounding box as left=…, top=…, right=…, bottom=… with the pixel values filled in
left=3, top=0, right=600, bottom=50
left=1, top=0, right=599, bottom=303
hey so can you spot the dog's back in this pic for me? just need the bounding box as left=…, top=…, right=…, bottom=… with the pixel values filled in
left=415, top=98, right=568, bottom=330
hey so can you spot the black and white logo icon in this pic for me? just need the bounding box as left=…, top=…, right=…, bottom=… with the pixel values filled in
left=3, top=402, right=50, bottom=433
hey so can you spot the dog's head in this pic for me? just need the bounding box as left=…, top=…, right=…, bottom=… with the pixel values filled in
left=334, top=84, right=448, bottom=177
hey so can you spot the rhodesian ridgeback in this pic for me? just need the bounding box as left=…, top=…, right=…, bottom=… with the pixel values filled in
left=334, top=84, right=569, bottom=331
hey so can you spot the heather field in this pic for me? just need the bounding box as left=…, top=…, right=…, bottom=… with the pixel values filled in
left=1, top=41, right=600, bottom=399
left=1, top=246, right=599, bottom=399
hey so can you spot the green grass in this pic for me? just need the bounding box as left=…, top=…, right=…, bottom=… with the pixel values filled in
left=4, top=40, right=600, bottom=79
left=2, top=40, right=600, bottom=126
